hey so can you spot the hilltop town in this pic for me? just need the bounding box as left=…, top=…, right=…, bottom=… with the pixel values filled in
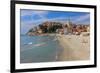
left=27, top=20, right=90, bottom=36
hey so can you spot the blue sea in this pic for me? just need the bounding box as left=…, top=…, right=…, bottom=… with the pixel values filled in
left=20, top=35, right=62, bottom=63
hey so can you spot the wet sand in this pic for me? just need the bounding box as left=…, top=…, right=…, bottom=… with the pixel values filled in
left=56, top=34, right=90, bottom=61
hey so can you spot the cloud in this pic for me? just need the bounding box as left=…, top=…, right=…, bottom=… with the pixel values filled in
left=21, top=10, right=48, bottom=16
left=21, top=10, right=48, bottom=20
left=21, top=10, right=49, bottom=24
left=21, top=16, right=68, bottom=25
left=72, top=14, right=90, bottom=24
left=33, top=11, right=48, bottom=18
left=21, top=10, right=90, bottom=25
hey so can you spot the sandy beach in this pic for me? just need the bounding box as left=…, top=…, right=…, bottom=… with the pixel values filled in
left=56, top=34, right=90, bottom=61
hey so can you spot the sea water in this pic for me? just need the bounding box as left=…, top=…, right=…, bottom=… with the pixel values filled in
left=20, top=35, right=62, bottom=63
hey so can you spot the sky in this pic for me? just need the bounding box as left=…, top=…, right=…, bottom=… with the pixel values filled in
left=20, top=9, right=90, bottom=34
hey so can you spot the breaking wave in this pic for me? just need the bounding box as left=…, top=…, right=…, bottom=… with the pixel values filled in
left=21, top=42, right=46, bottom=52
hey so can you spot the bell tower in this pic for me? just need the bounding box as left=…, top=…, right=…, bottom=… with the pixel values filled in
left=67, top=18, right=72, bottom=33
